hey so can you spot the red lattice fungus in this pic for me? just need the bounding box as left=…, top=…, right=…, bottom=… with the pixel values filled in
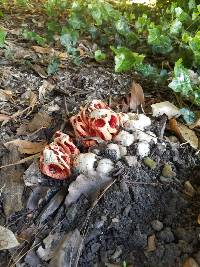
left=70, top=100, right=121, bottom=147
left=40, top=131, right=79, bottom=179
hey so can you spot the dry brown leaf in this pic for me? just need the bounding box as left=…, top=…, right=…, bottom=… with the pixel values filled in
left=197, top=214, right=200, bottom=225
left=190, top=117, right=200, bottom=129
left=0, top=89, right=14, bottom=102
left=32, top=45, right=54, bottom=54
left=183, top=258, right=199, bottom=267
left=147, top=234, right=156, bottom=252
left=17, top=111, right=52, bottom=135
left=129, top=81, right=144, bottom=111
left=184, top=181, right=196, bottom=197
left=0, top=226, right=20, bottom=250
left=4, top=139, right=47, bottom=154
left=31, top=64, right=48, bottom=78
left=169, top=118, right=198, bottom=149
left=39, top=80, right=54, bottom=102
left=0, top=114, right=10, bottom=122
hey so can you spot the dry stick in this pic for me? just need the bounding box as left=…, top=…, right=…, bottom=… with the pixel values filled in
left=74, top=179, right=117, bottom=267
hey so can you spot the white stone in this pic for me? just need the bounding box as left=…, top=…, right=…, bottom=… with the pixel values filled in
left=137, top=142, right=150, bottom=157
left=151, top=101, right=181, bottom=119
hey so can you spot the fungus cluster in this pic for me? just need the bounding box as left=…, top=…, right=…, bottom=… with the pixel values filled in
left=40, top=99, right=156, bottom=181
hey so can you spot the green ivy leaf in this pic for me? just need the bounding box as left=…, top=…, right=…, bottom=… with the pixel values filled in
left=111, top=46, right=144, bottom=73
left=168, top=59, right=192, bottom=96
left=60, top=29, right=78, bottom=54
left=94, top=50, right=106, bottom=62
left=170, top=19, right=182, bottom=35
left=47, top=58, right=60, bottom=76
left=0, top=29, right=7, bottom=48
left=134, top=63, right=158, bottom=78
left=174, top=7, right=190, bottom=22
left=148, top=27, right=173, bottom=54
left=22, top=30, right=46, bottom=45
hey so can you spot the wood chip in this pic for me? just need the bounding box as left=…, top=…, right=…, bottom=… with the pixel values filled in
left=4, top=139, right=47, bottom=154
left=147, top=234, right=156, bottom=252
left=0, top=226, right=19, bottom=250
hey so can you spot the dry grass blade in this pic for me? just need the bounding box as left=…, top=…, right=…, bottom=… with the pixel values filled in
left=74, top=179, right=116, bottom=267
left=0, top=114, right=11, bottom=122
left=0, top=153, right=40, bottom=169
left=4, top=140, right=47, bottom=154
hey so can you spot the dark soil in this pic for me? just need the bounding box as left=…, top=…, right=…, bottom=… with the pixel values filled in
left=1, top=26, right=200, bottom=267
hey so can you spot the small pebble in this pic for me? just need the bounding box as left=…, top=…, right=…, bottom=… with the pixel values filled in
left=144, top=157, right=157, bottom=169
left=160, top=176, right=173, bottom=183
left=159, top=227, right=175, bottom=243
left=124, top=155, right=138, bottom=167
left=151, top=220, right=163, bottom=231
left=162, top=163, right=176, bottom=178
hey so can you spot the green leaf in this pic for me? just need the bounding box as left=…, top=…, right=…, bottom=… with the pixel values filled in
left=0, top=28, right=6, bottom=48
left=60, top=29, right=78, bottom=54
left=115, top=17, right=130, bottom=36
left=111, top=46, right=144, bottom=73
left=180, top=108, right=195, bottom=124
left=189, top=0, right=196, bottom=10
left=134, top=63, right=158, bottom=78
left=47, top=58, right=60, bottom=76
left=22, top=30, right=46, bottom=45
left=69, top=13, right=84, bottom=30
left=168, top=59, right=192, bottom=96
left=94, top=50, right=106, bottom=62
left=148, top=27, right=173, bottom=54
left=170, top=19, right=182, bottom=35
left=135, top=14, right=150, bottom=33
left=174, top=7, right=190, bottom=22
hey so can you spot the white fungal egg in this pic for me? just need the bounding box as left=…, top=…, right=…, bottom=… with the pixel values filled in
left=74, top=153, right=97, bottom=176
left=137, top=142, right=150, bottom=157
left=107, top=143, right=121, bottom=160
left=151, top=101, right=181, bottom=119
left=119, top=145, right=127, bottom=157
left=136, top=130, right=157, bottom=144
left=114, top=130, right=135, bottom=146
left=124, top=114, right=151, bottom=131
left=96, top=158, right=114, bottom=175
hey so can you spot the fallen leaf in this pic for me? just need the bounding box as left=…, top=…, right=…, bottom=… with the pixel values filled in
left=39, top=80, right=54, bottom=102
left=4, top=139, right=47, bottom=154
left=32, top=45, right=54, bottom=54
left=190, top=117, right=200, bottom=129
left=17, top=111, right=52, bottom=135
left=0, top=113, right=10, bottom=122
left=0, top=226, right=19, bottom=250
left=147, top=234, right=156, bottom=252
left=151, top=101, right=181, bottom=119
left=0, top=147, right=25, bottom=216
left=197, top=214, right=200, bottom=225
left=184, top=181, right=196, bottom=197
left=31, top=64, right=48, bottom=78
left=169, top=119, right=198, bottom=149
left=183, top=257, right=199, bottom=267
left=49, top=229, right=82, bottom=267
left=0, top=89, right=14, bottom=102
left=129, top=81, right=144, bottom=111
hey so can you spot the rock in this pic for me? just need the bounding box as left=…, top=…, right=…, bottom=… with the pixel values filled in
left=124, top=155, right=138, bottom=167
left=183, top=257, right=199, bottom=267
left=151, top=220, right=163, bottom=231
left=162, top=163, right=176, bottom=178
left=144, top=157, right=157, bottom=169
left=158, top=227, right=175, bottom=243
